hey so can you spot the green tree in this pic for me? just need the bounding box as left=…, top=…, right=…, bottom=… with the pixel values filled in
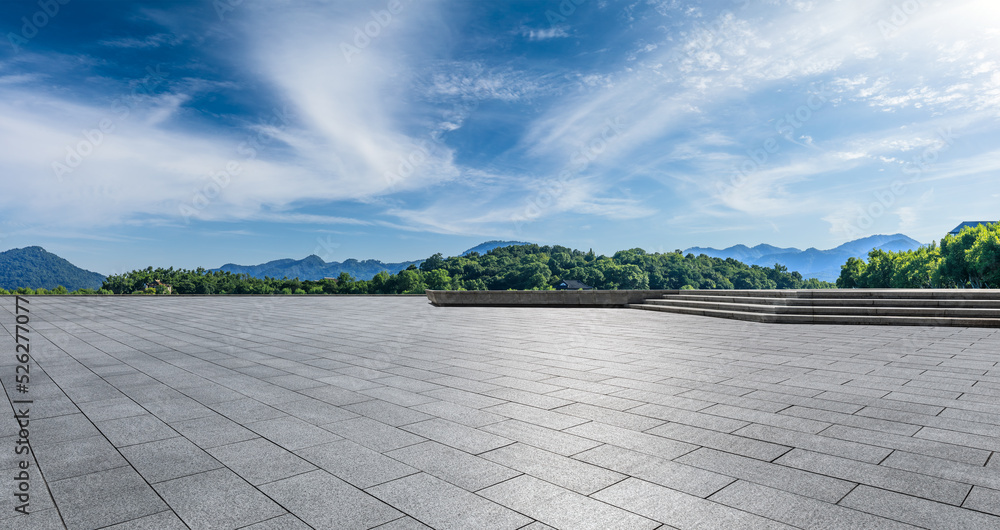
left=424, top=269, right=452, bottom=290
left=837, top=257, right=866, bottom=288
left=966, top=225, right=1000, bottom=287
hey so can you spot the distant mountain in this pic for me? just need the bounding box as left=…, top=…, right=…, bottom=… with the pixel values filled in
left=685, top=234, right=923, bottom=282
left=215, top=240, right=532, bottom=281
left=461, top=240, right=532, bottom=256
left=685, top=243, right=800, bottom=264
left=215, top=255, right=423, bottom=281
left=0, top=246, right=106, bottom=291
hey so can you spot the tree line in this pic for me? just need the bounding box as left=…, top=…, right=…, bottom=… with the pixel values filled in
left=837, top=223, right=1000, bottom=288
left=2, top=244, right=835, bottom=295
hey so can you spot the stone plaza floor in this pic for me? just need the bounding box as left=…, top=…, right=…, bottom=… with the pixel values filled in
left=2, top=295, right=1000, bottom=529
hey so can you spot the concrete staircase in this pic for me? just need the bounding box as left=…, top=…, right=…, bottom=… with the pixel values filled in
left=627, top=289, right=1000, bottom=327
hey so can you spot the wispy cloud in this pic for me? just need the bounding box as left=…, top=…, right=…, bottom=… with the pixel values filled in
left=520, top=26, right=570, bottom=41
left=1, top=0, right=999, bottom=267
left=98, top=33, right=180, bottom=48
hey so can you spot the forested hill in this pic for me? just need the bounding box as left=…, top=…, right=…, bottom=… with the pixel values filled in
left=98, top=243, right=834, bottom=295
left=461, top=240, right=531, bottom=256
left=0, top=246, right=105, bottom=291
left=685, top=234, right=922, bottom=282
left=215, top=255, right=422, bottom=281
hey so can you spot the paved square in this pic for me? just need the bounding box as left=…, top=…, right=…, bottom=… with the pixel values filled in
left=2, top=296, right=999, bottom=529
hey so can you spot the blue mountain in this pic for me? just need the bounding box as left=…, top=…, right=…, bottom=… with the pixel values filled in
left=0, top=246, right=106, bottom=290
left=461, top=240, right=532, bottom=256
left=685, top=234, right=923, bottom=282
left=215, top=255, right=422, bottom=281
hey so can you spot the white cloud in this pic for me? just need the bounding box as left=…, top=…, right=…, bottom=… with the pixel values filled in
left=520, top=27, right=570, bottom=41
left=98, top=33, right=180, bottom=48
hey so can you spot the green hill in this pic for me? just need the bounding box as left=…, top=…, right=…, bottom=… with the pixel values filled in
left=0, top=246, right=106, bottom=291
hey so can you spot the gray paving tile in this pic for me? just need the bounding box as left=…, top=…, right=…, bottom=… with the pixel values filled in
left=208, top=397, right=286, bottom=423
left=481, top=442, right=625, bottom=495
left=699, top=404, right=831, bottom=433
left=709, top=480, right=918, bottom=529
left=32, top=414, right=101, bottom=446
left=421, top=387, right=507, bottom=409
left=479, top=474, right=659, bottom=530
left=359, top=386, right=439, bottom=407
left=178, top=383, right=247, bottom=405
left=547, top=387, right=646, bottom=411
left=121, top=436, right=223, bottom=483
left=299, top=384, right=372, bottom=406
left=298, top=439, right=418, bottom=488
left=260, top=470, right=401, bottom=529
left=323, top=417, right=425, bottom=452
left=594, top=477, right=796, bottom=529
left=319, top=373, right=385, bottom=390
left=142, top=396, right=215, bottom=423
left=343, top=398, right=435, bottom=426
left=553, top=402, right=664, bottom=431
left=485, top=387, right=575, bottom=410
left=676, top=448, right=855, bottom=503
left=574, top=443, right=735, bottom=498
left=50, top=466, right=167, bottom=530
left=914, top=425, right=1000, bottom=453
left=76, top=396, right=148, bottom=422
left=207, top=437, right=316, bottom=485
left=170, top=414, right=259, bottom=448
left=775, top=448, right=971, bottom=505
left=410, top=400, right=506, bottom=427
left=565, top=421, right=697, bottom=459
left=646, top=421, right=791, bottom=461
left=371, top=516, right=434, bottom=529
left=821, top=423, right=990, bottom=465
left=246, top=415, right=341, bottom=450
left=386, top=440, right=521, bottom=491
left=374, top=374, right=444, bottom=393
left=732, top=423, right=891, bottom=464
left=401, top=418, right=513, bottom=454
left=368, top=472, right=532, bottom=530
left=96, top=414, right=177, bottom=447
left=101, top=510, right=189, bottom=529
left=841, top=485, right=1000, bottom=529
left=882, top=450, right=1000, bottom=490
left=32, top=434, right=127, bottom=482
left=16, top=295, right=1000, bottom=530
left=964, top=486, right=1000, bottom=516
left=628, top=402, right=751, bottom=432
left=482, top=402, right=589, bottom=430
left=0, top=508, right=65, bottom=529
left=272, top=397, right=359, bottom=425
left=241, top=514, right=313, bottom=529
left=154, top=468, right=286, bottom=529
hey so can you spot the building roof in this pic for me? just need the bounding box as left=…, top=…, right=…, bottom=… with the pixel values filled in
left=557, top=279, right=593, bottom=290
left=949, top=221, right=997, bottom=235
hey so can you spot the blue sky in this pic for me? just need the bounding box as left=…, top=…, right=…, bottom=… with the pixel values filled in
left=2, top=0, right=999, bottom=275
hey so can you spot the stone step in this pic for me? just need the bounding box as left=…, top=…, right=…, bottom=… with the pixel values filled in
left=658, top=295, right=1000, bottom=308
left=627, top=303, right=1000, bottom=328
left=642, top=298, right=1000, bottom=318
left=660, top=289, right=1000, bottom=300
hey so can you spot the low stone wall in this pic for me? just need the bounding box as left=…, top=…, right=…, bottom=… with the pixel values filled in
left=425, top=289, right=680, bottom=307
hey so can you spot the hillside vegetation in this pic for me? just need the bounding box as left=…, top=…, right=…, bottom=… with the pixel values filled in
left=0, top=246, right=105, bottom=291
left=837, top=223, right=1000, bottom=288
left=85, top=244, right=833, bottom=295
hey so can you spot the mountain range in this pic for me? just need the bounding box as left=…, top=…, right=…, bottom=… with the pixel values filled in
left=215, top=240, right=532, bottom=281
left=214, top=255, right=424, bottom=281
left=0, top=246, right=106, bottom=291
left=0, top=235, right=921, bottom=289
left=685, top=234, right=924, bottom=282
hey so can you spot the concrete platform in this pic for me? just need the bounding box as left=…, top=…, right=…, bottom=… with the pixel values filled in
left=2, top=296, right=1000, bottom=529
left=631, top=290, right=1000, bottom=327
